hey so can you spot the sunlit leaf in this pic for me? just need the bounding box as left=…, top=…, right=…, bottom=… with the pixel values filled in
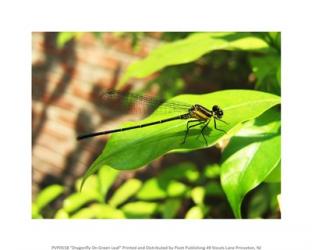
left=64, top=176, right=102, bottom=213
left=108, top=179, right=142, bottom=207
left=221, top=108, right=281, bottom=218
left=204, top=164, right=221, bottom=178
left=54, top=209, right=69, bottom=219
left=32, top=203, right=42, bottom=219
left=265, top=161, right=281, bottom=183
left=34, top=184, right=64, bottom=211
left=63, top=192, right=102, bottom=213
left=191, top=187, right=205, bottom=205
left=71, top=204, right=125, bottom=219
left=136, top=178, right=167, bottom=200
left=98, top=165, right=120, bottom=200
left=136, top=178, right=188, bottom=200
left=167, top=181, right=189, bottom=197
left=159, top=162, right=199, bottom=182
left=277, top=194, right=281, bottom=211
left=121, top=201, right=158, bottom=218
left=81, top=90, right=280, bottom=188
left=119, top=32, right=269, bottom=85
left=185, top=205, right=208, bottom=219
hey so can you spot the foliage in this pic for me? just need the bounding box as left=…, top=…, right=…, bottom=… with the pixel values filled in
left=32, top=184, right=64, bottom=219
left=33, top=163, right=235, bottom=219
left=44, top=32, right=281, bottom=219
left=118, top=32, right=270, bottom=87
left=81, top=90, right=280, bottom=186
left=221, top=108, right=281, bottom=218
left=56, top=32, right=83, bottom=48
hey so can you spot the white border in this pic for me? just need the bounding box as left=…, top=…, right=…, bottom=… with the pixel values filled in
left=1, top=0, right=312, bottom=249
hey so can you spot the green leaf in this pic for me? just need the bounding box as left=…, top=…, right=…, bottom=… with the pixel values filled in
left=277, top=194, right=281, bottom=211
left=64, top=176, right=102, bottom=213
left=247, top=183, right=280, bottom=218
left=185, top=205, right=208, bottom=219
left=54, top=209, right=69, bottom=219
left=204, top=164, right=221, bottom=178
left=167, top=181, right=189, bottom=197
left=159, top=162, right=199, bottom=182
left=221, top=108, right=281, bottom=218
left=76, top=175, right=99, bottom=193
left=136, top=178, right=188, bottom=200
left=265, top=161, right=281, bottom=183
left=56, top=32, right=82, bottom=48
left=191, top=187, right=205, bottom=205
left=34, top=184, right=64, bottom=211
left=71, top=204, right=125, bottom=219
left=268, top=183, right=281, bottom=212
left=121, top=201, right=158, bottom=218
left=32, top=203, right=42, bottom=219
left=63, top=192, right=102, bottom=214
left=247, top=185, right=270, bottom=218
left=268, top=32, right=281, bottom=50
left=108, top=179, right=142, bottom=207
left=205, top=182, right=225, bottom=196
left=276, top=64, right=281, bottom=85
left=119, top=32, right=269, bottom=86
left=76, top=175, right=103, bottom=204
left=136, top=178, right=167, bottom=200
left=98, top=165, right=120, bottom=200
left=161, top=199, right=182, bottom=218
left=81, top=90, right=280, bottom=187
left=250, top=54, right=281, bottom=95
left=124, top=163, right=194, bottom=201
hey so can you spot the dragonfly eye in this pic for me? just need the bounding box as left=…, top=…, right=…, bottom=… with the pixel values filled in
left=218, top=109, right=223, bottom=118
left=212, top=105, right=219, bottom=112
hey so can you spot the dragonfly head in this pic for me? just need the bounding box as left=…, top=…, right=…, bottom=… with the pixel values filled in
left=212, top=105, right=224, bottom=119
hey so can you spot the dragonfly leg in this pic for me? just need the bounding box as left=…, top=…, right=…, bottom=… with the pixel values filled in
left=181, top=120, right=205, bottom=144
left=214, top=118, right=226, bottom=133
left=199, top=119, right=211, bottom=146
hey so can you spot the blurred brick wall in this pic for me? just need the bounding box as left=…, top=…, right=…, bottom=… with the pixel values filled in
left=32, top=32, right=161, bottom=197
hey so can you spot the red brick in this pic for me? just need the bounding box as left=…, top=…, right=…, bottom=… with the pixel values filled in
left=33, top=144, right=65, bottom=171
left=46, top=105, right=77, bottom=130
left=37, top=132, right=75, bottom=156
left=32, top=32, right=166, bottom=194
left=61, top=63, right=76, bottom=75
left=54, top=97, right=76, bottom=111
left=79, top=32, right=98, bottom=47
left=41, top=93, right=51, bottom=104
left=93, top=77, right=115, bottom=90
left=103, top=33, right=149, bottom=57
left=99, top=57, right=120, bottom=71
left=71, top=84, right=92, bottom=101
left=32, top=162, right=45, bottom=183
left=47, top=67, right=65, bottom=85
left=147, top=32, right=163, bottom=39
left=42, top=121, right=72, bottom=141
left=57, top=112, right=77, bottom=129
left=32, top=32, right=45, bottom=50
left=76, top=48, right=103, bottom=67
left=32, top=102, right=44, bottom=115
left=74, top=61, right=112, bottom=85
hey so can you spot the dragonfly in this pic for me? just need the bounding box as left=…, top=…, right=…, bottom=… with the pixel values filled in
left=77, top=91, right=228, bottom=145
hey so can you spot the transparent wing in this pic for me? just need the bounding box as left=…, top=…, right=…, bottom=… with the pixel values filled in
left=100, top=90, right=191, bottom=114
